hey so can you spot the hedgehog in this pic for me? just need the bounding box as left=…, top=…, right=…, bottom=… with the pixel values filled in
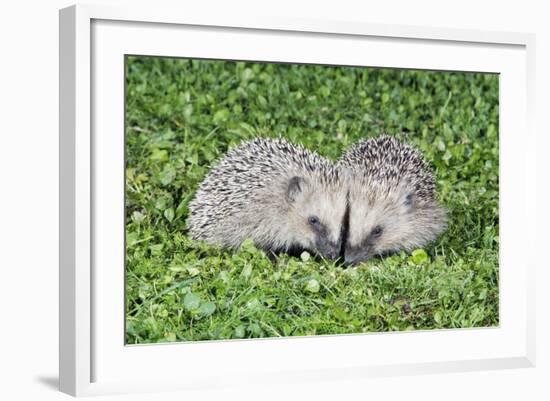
left=186, top=137, right=348, bottom=260
left=338, top=135, right=447, bottom=265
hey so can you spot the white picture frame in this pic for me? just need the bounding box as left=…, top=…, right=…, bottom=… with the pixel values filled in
left=59, top=3, right=536, bottom=397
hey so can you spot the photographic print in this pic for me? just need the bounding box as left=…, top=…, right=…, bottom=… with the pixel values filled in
left=124, top=56, right=499, bottom=344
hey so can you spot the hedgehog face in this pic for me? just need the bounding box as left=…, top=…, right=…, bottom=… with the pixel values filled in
left=285, top=176, right=347, bottom=260
left=344, top=179, right=445, bottom=266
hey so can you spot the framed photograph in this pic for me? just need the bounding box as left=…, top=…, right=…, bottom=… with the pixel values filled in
left=59, top=4, right=536, bottom=396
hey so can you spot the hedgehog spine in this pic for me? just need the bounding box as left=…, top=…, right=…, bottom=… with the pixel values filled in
left=338, top=135, right=446, bottom=265
left=187, top=137, right=348, bottom=260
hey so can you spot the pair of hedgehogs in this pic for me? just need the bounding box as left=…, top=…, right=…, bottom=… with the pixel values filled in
left=187, top=136, right=446, bottom=266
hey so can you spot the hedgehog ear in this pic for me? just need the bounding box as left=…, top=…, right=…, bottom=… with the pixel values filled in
left=287, top=176, right=307, bottom=203
left=404, top=192, right=415, bottom=209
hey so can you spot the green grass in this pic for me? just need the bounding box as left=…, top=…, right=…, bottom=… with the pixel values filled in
left=125, top=56, right=499, bottom=344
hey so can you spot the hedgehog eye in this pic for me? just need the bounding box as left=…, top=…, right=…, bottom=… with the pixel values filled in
left=308, top=216, right=320, bottom=226
left=371, top=226, right=383, bottom=238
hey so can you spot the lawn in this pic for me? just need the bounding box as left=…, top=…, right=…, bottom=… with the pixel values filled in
left=125, top=56, right=499, bottom=344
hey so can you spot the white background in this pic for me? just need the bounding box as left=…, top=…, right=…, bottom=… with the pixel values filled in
left=0, top=0, right=547, bottom=400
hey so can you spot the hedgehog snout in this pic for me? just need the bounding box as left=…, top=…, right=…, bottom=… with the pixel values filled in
left=325, top=245, right=339, bottom=261
left=343, top=246, right=370, bottom=266
left=343, top=255, right=359, bottom=267
left=315, top=237, right=341, bottom=261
